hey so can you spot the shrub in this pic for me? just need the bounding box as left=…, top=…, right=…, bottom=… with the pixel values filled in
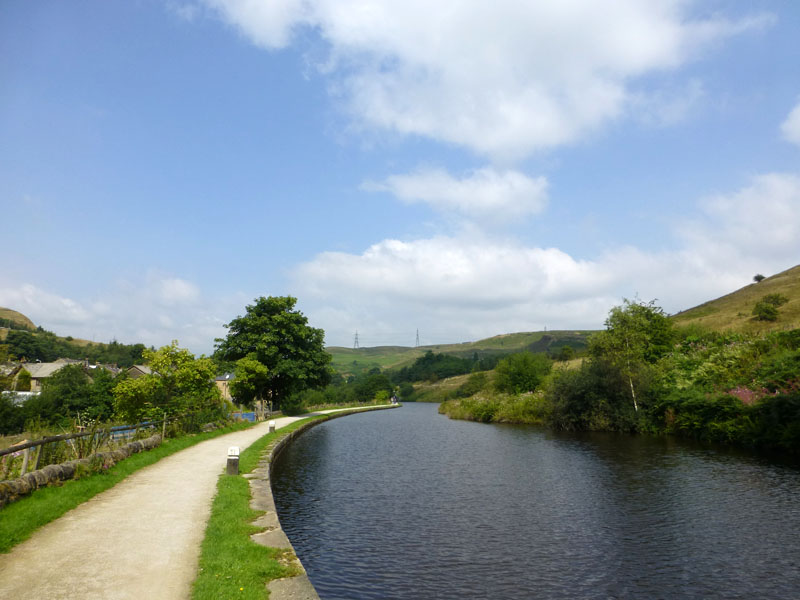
left=762, top=293, right=789, bottom=307
left=456, top=372, right=488, bottom=398
left=15, top=370, right=31, bottom=392
left=494, top=352, right=552, bottom=394
left=753, top=301, right=779, bottom=321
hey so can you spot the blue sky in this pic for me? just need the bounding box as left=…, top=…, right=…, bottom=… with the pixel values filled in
left=2, top=0, right=800, bottom=354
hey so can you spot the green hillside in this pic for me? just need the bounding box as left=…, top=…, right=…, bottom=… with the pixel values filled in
left=327, top=330, right=593, bottom=377
left=672, top=264, right=800, bottom=333
left=0, top=307, right=36, bottom=332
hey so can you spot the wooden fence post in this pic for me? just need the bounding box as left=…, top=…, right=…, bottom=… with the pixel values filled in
left=20, top=447, right=30, bottom=476
left=34, top=442, right=44, bottom=470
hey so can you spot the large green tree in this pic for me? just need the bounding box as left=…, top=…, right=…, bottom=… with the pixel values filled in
left=214, top=296, right=331, bottom=409
left=589, top=299, right=674, bottom=412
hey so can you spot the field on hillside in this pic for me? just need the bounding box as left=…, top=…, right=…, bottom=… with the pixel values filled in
left=0, top=307, right=36, bottom=330
left=672, top=265, right=800, bottom=333
left=328, top=330, right=593, bottom=377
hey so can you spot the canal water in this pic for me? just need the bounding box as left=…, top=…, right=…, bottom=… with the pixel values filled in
left=271, top=403, right=800, bottom=599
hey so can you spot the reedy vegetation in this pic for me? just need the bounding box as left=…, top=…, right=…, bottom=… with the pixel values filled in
left=440, top=300, right=800, bottom=453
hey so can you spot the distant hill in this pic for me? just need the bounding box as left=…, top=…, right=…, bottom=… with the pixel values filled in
left=327, top=330, right=593, bottom=376
left=0, top=307, right=36, bottom=331
left=672, top=264, right=800, bottom=333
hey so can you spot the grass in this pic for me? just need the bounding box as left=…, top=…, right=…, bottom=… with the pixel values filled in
left=327, top=330, right=594, bottom=377
left=192, top=414, right=330, bottom=600
left=672, top=264, right=800, bottom=334
left=192, top=475, right=294, bottom=600
left=0, top=307, right=36, bottom=330
left=0, top=421, right=256, bottom=553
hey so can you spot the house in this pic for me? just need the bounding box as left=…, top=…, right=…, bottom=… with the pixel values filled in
left=21, top=360, right=79, bottom=392
left=19, top=359, right=120, bottom=392
left=214, top=373, right=235, bottom=402
left=127, top=365, right=152, bottom=379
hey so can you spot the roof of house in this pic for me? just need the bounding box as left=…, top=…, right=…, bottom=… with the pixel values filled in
left=128, top=365, right=152, bottom=375
left=215, top=372, right=235, bottom=382
left=22, top=362, right=69, bottom=379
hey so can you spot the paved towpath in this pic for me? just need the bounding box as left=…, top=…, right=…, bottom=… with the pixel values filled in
left=0, top=411, right=348, bottom=599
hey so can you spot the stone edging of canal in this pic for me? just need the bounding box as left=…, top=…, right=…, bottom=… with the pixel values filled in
left=244, top=405, right=400, bottom=600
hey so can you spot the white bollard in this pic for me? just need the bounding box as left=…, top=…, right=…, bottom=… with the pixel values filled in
left=268, top=420, right=276, bottom=433
left=226, top=446, right=240, bottom=475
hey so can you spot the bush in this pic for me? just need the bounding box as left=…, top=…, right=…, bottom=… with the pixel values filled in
left=494, top=352, right=552, bottom=394
left=15, top=370, right=31, bottom=392
left=546, top=360, right=640, bottom=432
left=456, top=372, right=488, bottom=398
left=753, top=301, right=779, bottom=321
left=0, top=394, right=25, bottom=434
left=397, top=382, right=415, bottom=401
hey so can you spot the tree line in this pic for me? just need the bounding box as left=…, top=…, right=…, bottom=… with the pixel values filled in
left=2, top=329, right=147, bottom=367
left=1, top=296, right=333, bottom=435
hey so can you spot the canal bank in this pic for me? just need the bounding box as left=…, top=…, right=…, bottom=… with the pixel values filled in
left=199, top=404, right=399, bottom=600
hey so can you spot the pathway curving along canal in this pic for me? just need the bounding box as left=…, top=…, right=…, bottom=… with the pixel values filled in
left=272, top=402, right=800, bottom=599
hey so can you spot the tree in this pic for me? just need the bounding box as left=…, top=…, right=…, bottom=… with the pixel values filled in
left=555, top=346, right=575, bottom=362
left=494, top=352, right=552, bottom=394
left=113, top=341, right=221, bottom=423
left=214, top=297, right=332, bottom=409
left=230, top=354, right=270, bottom=407
left=753, top=274, right=766, bottom=283
left=0, top=394, right=25, bottom=434
left=589, top=299, right=674, bottom=412
left=15, top=369, right=31, bottom=391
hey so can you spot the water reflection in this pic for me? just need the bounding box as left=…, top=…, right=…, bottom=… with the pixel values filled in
left=272, top=403, right=800, bottom=599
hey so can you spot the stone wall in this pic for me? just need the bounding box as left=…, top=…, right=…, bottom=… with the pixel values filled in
left=0, top=434, right=162, bottom=508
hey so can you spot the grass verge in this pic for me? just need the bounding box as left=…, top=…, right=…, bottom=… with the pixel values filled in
left=192, top=415, right=327, bottom=600
left=0, top=421, right=256, bottom=553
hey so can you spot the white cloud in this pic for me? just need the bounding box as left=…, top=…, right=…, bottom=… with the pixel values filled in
left=362, top=168, right=548, bottom=223
left=202, top=0, right=309, bottom=48
left=157, top=277, right=201, bottom=306
left=0, top=273, right=246, bottom=355
left=294, top=172, right=800, bottom=346
left=200, top=0, right=771, bottom=159
left=0, top=284, right=91, bottom=327
left=682, top=173, right=800, bottom=264
left=781, top=100, right=800, bottom=146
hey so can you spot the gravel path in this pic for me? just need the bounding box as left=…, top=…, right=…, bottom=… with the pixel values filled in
left=0, top=413, right=332, bottom=599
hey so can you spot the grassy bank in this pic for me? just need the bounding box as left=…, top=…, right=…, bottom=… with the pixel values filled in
left=192, top=416, right=325, bottom=600
left=193, top=409, right=389, bottom=599
left=440, top=391, right=550, bottom=425
left=0, top=421, right=256, bottom=553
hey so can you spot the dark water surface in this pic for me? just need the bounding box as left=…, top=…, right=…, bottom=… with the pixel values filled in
left=271, top=403, right=800, bottom=599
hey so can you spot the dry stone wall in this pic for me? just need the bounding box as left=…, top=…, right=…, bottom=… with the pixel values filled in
left=0, top=434, right=162, bottom=508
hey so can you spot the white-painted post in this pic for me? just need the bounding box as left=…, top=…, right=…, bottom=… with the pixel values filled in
left=226, top=446, right=240, bottom=475
left=268, top=420, right=276, bottom=433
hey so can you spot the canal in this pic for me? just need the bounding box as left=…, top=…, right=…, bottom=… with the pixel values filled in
left=271, top=403, right=800, bottom=599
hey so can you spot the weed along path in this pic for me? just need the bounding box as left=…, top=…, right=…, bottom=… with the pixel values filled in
left=0, top=411, right=349, bottom=600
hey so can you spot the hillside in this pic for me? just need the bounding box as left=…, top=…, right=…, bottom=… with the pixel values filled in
left=672, top=264, right=800, bottom=333
left=0, top=307, right=36, bottom=331
left=327, top=330, right=593, bottom=376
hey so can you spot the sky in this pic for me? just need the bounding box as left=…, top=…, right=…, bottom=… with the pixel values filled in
left=1, top=0, right=799, bottom=355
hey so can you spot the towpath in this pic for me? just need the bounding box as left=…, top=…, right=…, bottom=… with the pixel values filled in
left=0, top=411, right=343, bottom=599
